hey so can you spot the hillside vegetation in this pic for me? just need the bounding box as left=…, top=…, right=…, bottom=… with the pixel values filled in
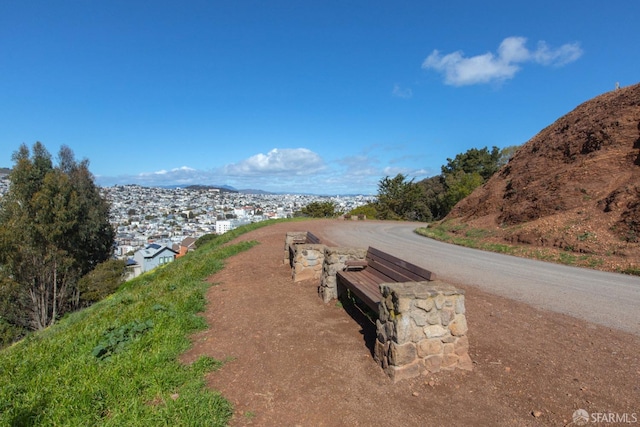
left=444, top=83, right=640, bottom=273
left=0, top=222, right=280, bottom=426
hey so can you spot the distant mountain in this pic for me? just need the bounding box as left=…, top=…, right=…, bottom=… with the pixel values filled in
left=104, top=183, right=371, bottom=197
left=183, top=185, right=238, bottom=193
left=238, top=189, right=275, bottom=195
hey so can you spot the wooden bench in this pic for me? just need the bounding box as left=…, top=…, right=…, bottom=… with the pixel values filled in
left=336, top=247, right=436, bottom=311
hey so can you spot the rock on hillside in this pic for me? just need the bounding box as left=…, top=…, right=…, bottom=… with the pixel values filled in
left=447, top=83, right=640, bottom=264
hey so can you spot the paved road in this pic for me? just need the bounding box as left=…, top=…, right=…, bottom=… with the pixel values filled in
left=323, top=221, right=640, bottom=336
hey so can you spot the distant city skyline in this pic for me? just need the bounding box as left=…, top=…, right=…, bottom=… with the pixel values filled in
left=2, top=1, right=638, bottom=194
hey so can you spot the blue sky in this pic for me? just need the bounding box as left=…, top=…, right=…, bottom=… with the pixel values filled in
left=1, top=1, right=638, bottom=194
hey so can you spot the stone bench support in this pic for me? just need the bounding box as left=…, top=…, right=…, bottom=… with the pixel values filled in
left=375, top=281, right=472, bottom=382
left=284, top=232, right=326, bottom=282
left=319, top=246, right=367, bottom=303
left=291, top=244, right=326, bottom=282
left=283, top=231, right=310, bottom=265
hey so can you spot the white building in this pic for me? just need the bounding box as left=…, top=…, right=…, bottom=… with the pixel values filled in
left=215, top=220, right=232, bottom=234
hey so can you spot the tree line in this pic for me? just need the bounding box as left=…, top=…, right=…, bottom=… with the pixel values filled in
left=373, top=145, right=518, bottom=221
left=300, top=145, right=518, bottom=221
left=0, top=142, right=120, bottom=347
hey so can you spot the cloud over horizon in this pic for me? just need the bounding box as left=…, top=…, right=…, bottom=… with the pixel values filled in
left=95, top=146, right=433, bottom=195
left=220, top=148, right=325, bottom=176
left=422, top=36, right=583, bottom=86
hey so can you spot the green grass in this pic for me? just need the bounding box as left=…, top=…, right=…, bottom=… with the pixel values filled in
left=0, top=220, right=285, bottom=426
left=416, top=221, right=606, bottom=270
left=416, top=222, right=505, bottom=253
left=619, top=266, right=640, bottom=276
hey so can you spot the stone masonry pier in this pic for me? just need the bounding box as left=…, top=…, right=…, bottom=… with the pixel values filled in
left=375, top=281, right=472, bottom=382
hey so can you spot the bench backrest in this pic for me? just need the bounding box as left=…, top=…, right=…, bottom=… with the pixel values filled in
left=291, top=231, right=321, bottom=245
left=306, top=232, right=320, bottom=244
left=365, top=247, right=435, bottom=282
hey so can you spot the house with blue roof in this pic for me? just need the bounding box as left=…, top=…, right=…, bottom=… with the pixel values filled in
left=131, top=242, right=179, bottom=276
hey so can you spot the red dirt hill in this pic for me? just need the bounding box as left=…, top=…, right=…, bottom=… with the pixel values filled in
left=447, top=82, right=640, bottom=270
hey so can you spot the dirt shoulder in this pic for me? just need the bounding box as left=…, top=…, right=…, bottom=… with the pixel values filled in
left=180, top=220, right=639, bottom=426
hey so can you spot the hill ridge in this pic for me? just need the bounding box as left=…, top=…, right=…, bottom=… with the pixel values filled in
left=447, top=82, right=640, bottom=268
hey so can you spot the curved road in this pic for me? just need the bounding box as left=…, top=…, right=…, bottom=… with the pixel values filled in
left=323, top=221, right=640, bottom=336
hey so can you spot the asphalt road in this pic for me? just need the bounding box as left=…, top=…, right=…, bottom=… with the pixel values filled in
left=323, top=221, right=640, bottom=337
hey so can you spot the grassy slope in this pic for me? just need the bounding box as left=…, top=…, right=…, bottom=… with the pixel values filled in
left=0, top=220, right=287, bottom=426
left=415, top=220, right=640, bottom=275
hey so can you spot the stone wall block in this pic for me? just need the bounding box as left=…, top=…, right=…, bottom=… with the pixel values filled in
left=326, top=253, right=339, bottom=264
left=449, top=314, right=468, bottom=336
left=378, top=302, right=389, bottom=322
left=440, top=307, right=456, bottom=326
left=424, top=324, right=447, bottom=339
left=454, top=336, right=469, bottom=356
left=415, top=298, right=434, bottom=312
left=426, top=310, right=441, bottom=325
left=385, top=320, right=395, bottom=342
left=394, top=315, right=412, bottom=343
left=376, top=319, right=387, bottom=343
left=374, top=340, right=389, bottom=368
left=411, top=309, right=429, bottom=326
left=434, top=293, right=446, bottom=310
left=441, top=335, right=456, bottom=343
left=441, top=353, right=460, bottom=370
left=386, top=360, right=422, bottom=383
left=410, top=324, right=426, bottom=342
left=417, top=338, right=443, bottom=358
left=443, top=343, right=455, bottom=355
left=457, top=353, right=473, bottom=371
left=455, top=295, right=465, bottom=314
left=394, top=295, right=412, bottom=314
left=423, top=355, right=443, bottom=373
left=389, top=342, right=417, bottom=366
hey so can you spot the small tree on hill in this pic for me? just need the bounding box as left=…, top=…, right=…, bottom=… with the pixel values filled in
left=347, top=203, right=378, bottom=220
left=376, top=174, right=431, bottom=222
left=441, top=146, right=501, bottom=181
left=299, top=201, right=340, bottom=218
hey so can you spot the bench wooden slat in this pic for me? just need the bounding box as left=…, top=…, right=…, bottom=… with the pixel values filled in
left=337, top=270, right=382, bottom=311
left=367, top=247, right=435, bottom=281
left=366, top=258, right=417, bottom=283
left=335, top=247, right=435, bottom=312
left=306, top=232, right=320, bottom=244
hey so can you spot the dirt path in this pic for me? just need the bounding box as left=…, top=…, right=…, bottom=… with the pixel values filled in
left=181, top=220, right=640, bottom=426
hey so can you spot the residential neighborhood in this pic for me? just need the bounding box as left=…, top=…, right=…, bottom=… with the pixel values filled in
left=0, top=171, right=373, bottom=277
left=107, top=185, right=372, bottom=276
left=0, top=173, right=373, bottom=277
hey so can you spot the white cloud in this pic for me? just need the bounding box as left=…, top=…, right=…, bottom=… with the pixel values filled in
left=422, top=36, right=583, bottom=86
left=382, top=166, right=431, bottom=180
left=392, top=84, right=413, bottom=99
left=532, top=41, right=583, bottom=66
left=96, top=147, right=433, bottom=195
left=138, top=166, right=195, bottom=177
left=221, top=148, right=325, bottom=176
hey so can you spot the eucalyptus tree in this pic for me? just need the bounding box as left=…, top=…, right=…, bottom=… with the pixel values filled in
left=0, top=142, right=114, bottom=330
left=375, top=174, right=431, bottom=222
